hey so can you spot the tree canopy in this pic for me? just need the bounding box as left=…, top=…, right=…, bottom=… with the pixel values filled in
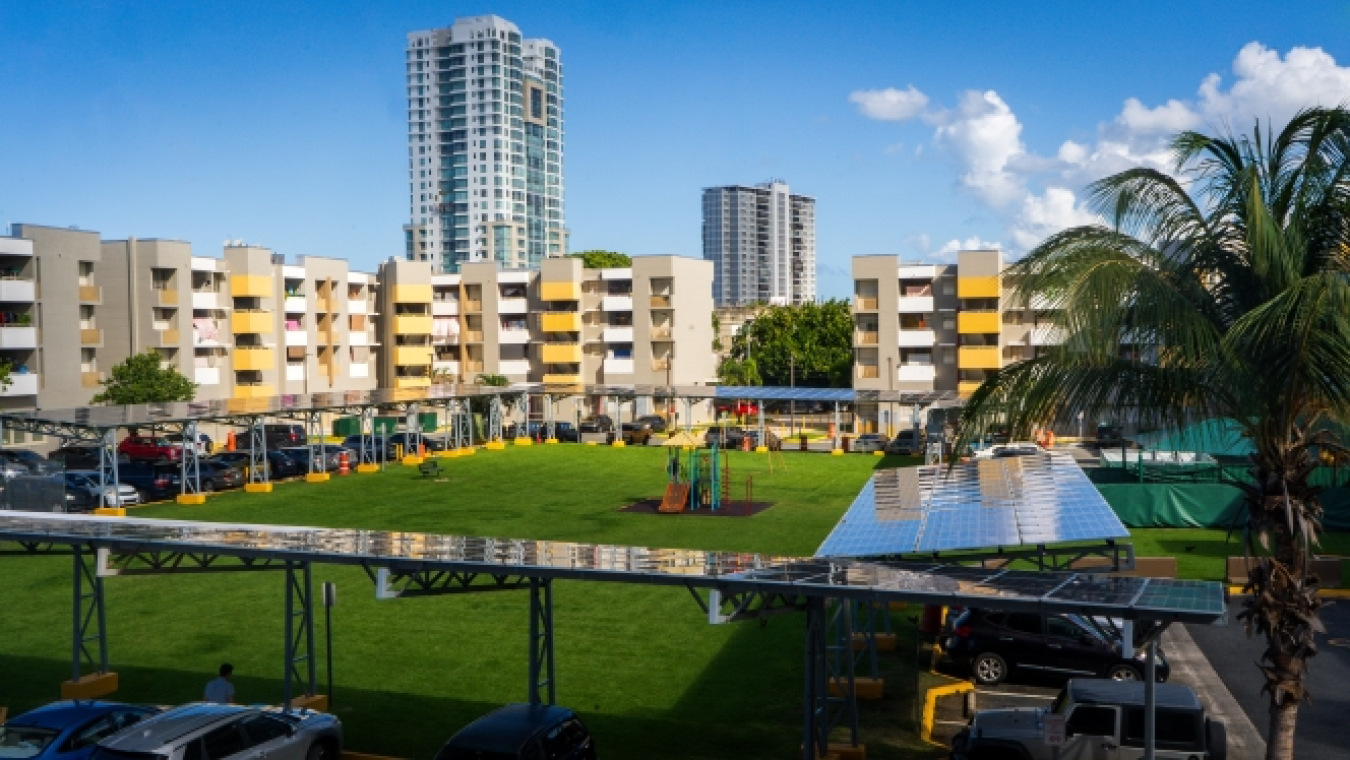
left=958, top=107, right=1350, bottom=759
left=92, top=351, right=196, bottom=405
left=725, top=300, right=852, bottom=387
left=569, top=250, right=632, bottom=269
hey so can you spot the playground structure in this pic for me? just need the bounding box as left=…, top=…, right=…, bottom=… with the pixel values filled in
left=660, top=442, right=727, bottom=512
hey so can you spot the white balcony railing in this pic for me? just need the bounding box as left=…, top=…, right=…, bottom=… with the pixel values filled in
left=897, top=329, right=937, bottom=347
left=896, top=296, right=934, bottom=313
left=0, top=326, right=37, bottom=349
left=498, top=359, right=530, bottom=376
left=192, top=292, right=221, bottom=310
left=602, top=326, right=634, bottom=343
left=603, top=357, right=635, bottom=375
left=284, top=330, right=308, bottom=347
left=897, top=364, right=937, bottom=383
left=349, top=331, right=369, bottom=347
left=1, top=373, right=39, bottom=396
left=195, top=367, right=220, bottom=386
left=498, top=329, right=530, bottom=345
left=0, top=280, right=36, bottom=302
left=349, top=363, right=370, bottom=379
left=285, top=364, right=305, bottom=382
left=431, top=300, right=459, bottom=316
left=283, top=297, right=307, bottom=313
left=498, top=297, right=529, bottom=314
left=601, top=295, right=633, bottom=312
left=347, top=299, right=369, bottom=315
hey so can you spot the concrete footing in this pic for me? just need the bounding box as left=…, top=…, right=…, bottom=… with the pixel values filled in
left=290, top=694, right=329, bottom=712
left=355, top=463, right=380, bottom=473
left=485, top=441, right=506, bottom=450
left=175, top=494, right=207, bottom=505
left=305, top=473, right=331, bottom=483
left=513, top=437, right=533, bottom=446
left=828, top=677, right=884, bottom=700
left=401, top=455, right=424, bottom=466
left=611, top=440, right=626, bottom=447
left=831, top=449, right=844, bottom=456
left=852, top=633, right=897, bottom=652
left=92, top=507, right=126, bottom=517
left=61, top=672, right=118, bottom=699
left=244, top=483, right=273, bottom=493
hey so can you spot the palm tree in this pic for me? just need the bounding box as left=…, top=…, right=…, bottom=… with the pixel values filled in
left=959, top=107, right=1350, bottom=760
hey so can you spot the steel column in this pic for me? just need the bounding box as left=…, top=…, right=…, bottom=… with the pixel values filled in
left=98, top=429, right=119, bottom=508
left=283, top=561, right=316, bottom=712
left=488, top=396, right=504, bottom=443
left=71, top=545, right=108, bottom=682
left=545, top=396, right=556, bottom=440
left=406, top=402, right=422, bottom=455
left=757, top=404, right=765, bottom=446
left=528, top=577, right=555, bottom=706
left=803, top=596, right=827, bottom=760
left=247, top=418, right=268, bottom=484
left=306, top=411, right=325, bottom=474
left=359, top=407, right=377, bottom=465
left=803, top=597, right=860, bottom=759
left=833, top=402, right=841, bottom=451
left=179, top=421, right=202, bottom=496
left=1144, top=637, right=1157, bottom=760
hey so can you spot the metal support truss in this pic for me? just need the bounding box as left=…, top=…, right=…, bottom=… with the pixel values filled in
left=405, top=403, right=422, bottom=456
left=363, top=565, right=530, bottom=597
left=451, top=400, right=472, bottom=450
left=96, top=549, right=287, bottom=576
left=488, top=396, right=504, bottom=443
left=247, top=418, right=269, bottom=485
left=544, top=396, right=556, bottom=440
left=178, top=421, right=202, bottom=496
left=695, top=586, right=809, bottom=624
left=684, top=398, right=693, bottom=432
left=282, top=561, right=317, bottom=712
left=803, top=597, right=859, bottom=760
left=528, top=577, right=555, bottom=706
left=359, top=407, right=377, bottom=466
left=305, top=412, right=326, bottom=475
left=851, top=600, right=882, bottom=682
left=97, top=429, right=120, bottom=508
left=71, top=545, right=109, bottom=682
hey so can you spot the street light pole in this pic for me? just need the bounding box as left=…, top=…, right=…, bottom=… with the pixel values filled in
left=789, top=354, right=795, bottom=434
left=887, top=356, right=894, bottom=437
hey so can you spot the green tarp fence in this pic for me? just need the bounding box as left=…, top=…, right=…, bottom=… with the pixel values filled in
left=1097, top=483, right=1350, bottom=531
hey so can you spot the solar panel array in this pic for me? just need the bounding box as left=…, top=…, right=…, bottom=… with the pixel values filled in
left=815, top=451, right=1130, bottom=558
left=0, top=513, right=1223, bottom=623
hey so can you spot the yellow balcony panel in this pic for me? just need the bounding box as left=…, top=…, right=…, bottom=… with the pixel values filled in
left=233, top=347, right=275, bottom=371
left=393, top=314, right=433, bottom=335
left=542, top=343, right=582, bottom=363
left=958, top=346, right=1002, bottom=369
left=79, top=285, right=101, bottom=303
left=958, top=311, right=1001, bottom=334
left=158, top=328, right=181, bottom=346
left=395, top=376, right=431, bottom=389
left=958, top=381, right=983, bottom=399
left=234, top=383, right=275, bottom=399
left=957, top=276, right=1001, bottom=299
left=541, top=312, right=582, bottom=332
left=231, top=311, right=274, bottom=334
left=391, top=284, right=433, bottom=303
left=394, top=345, right=433, bottom=365
left=543, top=373, right=582, bottom=385
left=81, top=371, right=102, bottom=388
left=230, top=275, right=273, bottom=298
left=540, top=281, right=581, bottom=301
left=80, top=328, right=102, bottom=346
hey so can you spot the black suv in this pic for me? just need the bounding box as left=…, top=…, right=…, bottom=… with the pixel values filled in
left=945, top=608, right=1170, bottom=685
left=636, top=415, right=668, bottom=433
left=434, top=704, right=595, bottom=760
left=578, top=415, right=615, bottom=434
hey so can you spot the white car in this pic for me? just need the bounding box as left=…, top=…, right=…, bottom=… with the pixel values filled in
left=92, top=703, right=341, bottom=760
left=65, top=471, right=142, bottom=507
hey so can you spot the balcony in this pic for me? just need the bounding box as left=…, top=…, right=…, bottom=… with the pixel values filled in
left=433, top=360, right=460, bottom=375
left=156, top=289, right=179, bottom=306
left=284, top=296, right=307, bottom=313
left=854, top=297, right=878, bottom=311
left=230, top=275, right=273, bottom=298
left=854, top=331, right=878, bottom=346
left=347, top=299, right=369, bottom=315
left=958, top=311, right=1001, bottom=334
left=1030, top=293, right=1060, bottom=310
left=285, top=364, right=305, bottom=382
left=540, top=281, right=581, bottom=301
left=498, top=297, right=529, bottom=314
left=649, top=294, right=673, bottom=309
left=79, top=285, right=101, bottom=303
left=857, top=365, right=880, bottom=379
left=80, top=328, right=102, bottom=346
left=463, top=300, right=483, bottom=313
left=897, top=364, right=937, bottom=383
left=957, top=276, right=1001, bottom=299
left=464, top=361, right=485, bottom=374
left=395, top=376, right=431, bottom=389
left=897, top=329, right=937, bottom=347
left=651, top=357, right=671, bottom=371
left=393, top=314, right=433, bottom=334
left=192, top=292, right=221, bottom=310
left=195, top=367, right=220, bottom=386
left=0, top=326, right=37, bottom=348
left=958, top=380, right=983, bottom=398
left=601, top=268, right=633, bottom=281
left=499, top=329, right=531, bottom=345
left=602, top=295, right=633, bottom=311
left=463, top=330, right=485, bottom=343
left=499, top=359, right=531, bottom=376
left=350, top=363, right=369, bottom=379
left=602, top=326, right=634, bottom=343
left=543, top=373, right=583, bottom=385
left=897, top=264, right=938, bottom=280
left=234, top=383, right=276, bottom=399
left=650, top=326, right=673, bottom=340
left=284, top=330, right=308, bottom=347
left=958, top=346, right=1002, bottom=369
left=1, top=373, right=39, bottom=396
left=0, top=280, right=36, bottom=302
left=431, top=300, right=459, bottom=316
left=234, top=347, right=275, bottom=371
left=349, top=331, right=369, bottom=347
left=603, top=357, right=635, bottom=375
left=231, top=311, right=273, bottom=334
left=157, top=328, right=181, bottom=346
left=394, top=345, right=432, bottom=366
left=542, top=312, right=581, bottom=332
left=391, top=284, right=432, bottom=303
left=896, top=296, right=934, bottom=313
left=543, top=343, right=582, bottom=363
left=81, top=371, right=103, bottom=388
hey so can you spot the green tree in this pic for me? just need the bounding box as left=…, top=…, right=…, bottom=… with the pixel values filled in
left=716, top=356, right=762, bottom=386
left=727, top=300, right=853, bottom=387
left=958, top=108, right=1350, bottom=759
left=92, top=350, right=196, bottom=405
left=474, top=373, right=509, bottom=387
left=711, top=312, right=723, bottom=353
left=568, top=250, right=632, bottom=268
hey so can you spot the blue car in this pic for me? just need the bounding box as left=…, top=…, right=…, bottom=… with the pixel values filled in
left=0, top=701, right=160, bottom=760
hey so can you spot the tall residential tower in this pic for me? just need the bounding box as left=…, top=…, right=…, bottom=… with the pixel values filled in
left=404, top=15, right=566, bottom=272
left=702, top=181, right=816, bottom=306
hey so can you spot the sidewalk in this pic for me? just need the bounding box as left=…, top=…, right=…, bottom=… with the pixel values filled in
left=1164, top=624, right=1266, bottom=759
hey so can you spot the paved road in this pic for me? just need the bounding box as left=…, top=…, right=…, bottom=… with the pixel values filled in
left=1187, top=597, right=1350, bottom=759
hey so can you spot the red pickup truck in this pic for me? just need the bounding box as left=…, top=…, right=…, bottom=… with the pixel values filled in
left=117, top=435, right=183, bottom=463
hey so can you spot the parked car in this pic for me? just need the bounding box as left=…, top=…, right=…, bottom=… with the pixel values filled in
left=206, top=451, right=304, bottom=480
left=885, top=429, right=925, bottom=456
left=851, top=433, right=889, bottom=453
left=0, top=458, right=31, bottom=479
left=387, top=431, right=446, bottom=453
left=235, top=424, right=308, bottom=451
left=944, top=608, right=1170, bottom=686
left=619, top=423, right=652, bottom=446
left=0, top=449, right=59, bottom=474
left=90, top=703, right=341, bottom=760
left=280, top=445, right=355, bottom=472
left=117, top=435, right=183, bottom=463
left=973, top=442, right=1043, bottom=460
left=64, top=471, right=142, bottom=507
left=50, top=446, right=129, bottom=471
left=434, top=704, right=595, bottom=760
left=165, top=432, right=214, bottom=454
left=0, top=700, right=161, bottom=760
left=578, top=415, right=615, bottom=434
left=637, top=415, right=668, bottom=433
left=4, top=474, right=71, bottom=512
left=115, top=462, right=183, bottom=501
left=553, top=422, right=579, bottom=443
left=704, top=426, right=750, bottom=448
left=951, top=679, right=1224, bottom=760
left=340, top=435, right=397, bottom=460
left=197, top=460, right=245, bottom=490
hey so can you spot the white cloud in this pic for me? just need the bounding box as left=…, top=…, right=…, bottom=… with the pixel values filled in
left=1198, top=42, right=1350, bottom=127
left=933, top=236, right=1002, bottom=260
left=934, top=90, right=1027, bottom=208
left=1011, top=188, right=1100, bottom=250
left=849, top=86, right=930, bottom=122
left=1119, top=98, right=1201, bottom=133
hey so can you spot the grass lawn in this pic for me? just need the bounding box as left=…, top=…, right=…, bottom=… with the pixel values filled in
left=0, top=447, right=946, bottom=760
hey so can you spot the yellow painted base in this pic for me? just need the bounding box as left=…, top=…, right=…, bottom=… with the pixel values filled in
left=485, top=441, right=506, bottom=450
left=401, top=455, right=424, bottom=466
left=459, top=447, right=476, bottom=456
left=305, top=473, right=331, bottom=483
left=355, top=463, right=380, bottom=473
left=612, top=440, right=626, bottom=448
left=61, top=672, right=118, bottom=700
left=175, top=494, right=207, bottom=505
left=852, top=633, right=898, bottom=652
left=92, top=507, right=126, bottom=517
left=245, top=483, right=273, bottom=493
left=873, top=450, right=885, bottom=457
left=545, top=438, right=559, bottom=444
left=438, top=449, right=460, bottom=458
left=755, top=446, right=769, bottom=453
left=920, top=679, right=974, bottom=745
left=828, top=677, right=884, bottom=700
left=514, top=437, right=533, bottom=446
left=586, top=441, right=598, bottom=446
left=831, top=449, right=845, bottom=456
left=290, top=694, right=328, bottom=712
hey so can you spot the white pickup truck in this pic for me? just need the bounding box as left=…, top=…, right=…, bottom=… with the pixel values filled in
left=951, top=678, right=1226, bottom=760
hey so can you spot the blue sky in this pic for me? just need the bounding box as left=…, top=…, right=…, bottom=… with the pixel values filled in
left=2, top=1, right=1348, bottom=297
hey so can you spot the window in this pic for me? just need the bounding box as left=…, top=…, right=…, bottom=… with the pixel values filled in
left=65, top=718, right=116, bottom=751
left=1003, top=613, right=1042, bottom=635
left=1122, top=708, right=1202, bottom=750
left=1067, top=705, right=1117, bottom=737
left=237, top=715, right=290, bottom=747
left=201, top=721, right=247, bottom=760
left=1046, top=616, right=1085, bottom=641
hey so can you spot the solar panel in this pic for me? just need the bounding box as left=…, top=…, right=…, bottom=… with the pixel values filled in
left=815, top=451, right=1130, bottom=558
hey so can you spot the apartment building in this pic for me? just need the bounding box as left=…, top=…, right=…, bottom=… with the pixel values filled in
left=851, top=250, right=1061, bottom=432
left=702, top=181, right=816, bottom=307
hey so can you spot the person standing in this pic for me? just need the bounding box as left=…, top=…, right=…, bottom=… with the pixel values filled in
left=204, top=663, right=235, bottom=704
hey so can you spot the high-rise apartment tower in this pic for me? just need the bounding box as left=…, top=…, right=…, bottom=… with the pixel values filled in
left=404, top=15, right=566, bottom=272
left=702, top=181, right=816, bottom=306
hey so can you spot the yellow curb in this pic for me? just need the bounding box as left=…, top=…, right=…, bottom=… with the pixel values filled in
left=545, top=438, right=558, bottom=444
left=873, top=450, right=884, bottom=456
left=92, top=507, right=126, bottom=517
left=513, top=437, right=533, bottom=446
left=401, top=455, right=424, bottom=466
left=920, top=676, right=974, bottom=745
left=485, top=441, right=506, bottom=450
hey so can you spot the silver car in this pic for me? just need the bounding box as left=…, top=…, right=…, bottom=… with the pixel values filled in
left=65, top=471, right=142, bottom=507
left=91, top=704, right=340, bottom=760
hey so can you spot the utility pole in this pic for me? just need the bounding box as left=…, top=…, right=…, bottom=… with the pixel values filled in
left=789, top=354, right=796, bottom=434
left=887, top=356, right=894, bottom=437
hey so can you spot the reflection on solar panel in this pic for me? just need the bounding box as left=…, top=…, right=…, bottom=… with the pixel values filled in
left=815, top=451, right=1130, bottom=558
left=0, top=513, right=1224, bottom=623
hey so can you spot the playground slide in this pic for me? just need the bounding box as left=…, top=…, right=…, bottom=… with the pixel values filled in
left=659, top=483, right=691, bottom=513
